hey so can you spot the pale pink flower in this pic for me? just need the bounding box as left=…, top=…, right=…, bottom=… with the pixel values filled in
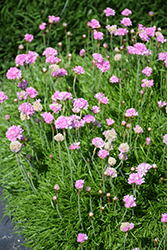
left=120, top=17, right=132, bottom=27
left=119, top=152, right=128, bottom=161
left=106, top=167, right=117, bottom=177
left=15, top=54, right=26, bottom=66
left=18, top=103, right=34, bottom=116
left=133, top=125, right=143, bottom=134
left=26, top=87, right=38, bottom=98
left=48, top=15, right=60, bottom=23
left=25, top=51, right=38, bottom=64
left=126, top=108, right=138, bottom=118
left=69, top=142, right=80, bottom=150
left=92, top=106, right=100, bottom=114
left=161, top=213, right=167, bottom=223
left=123, top=194, right=136, bottom=208
left=139, top=32, right=150, bottom=42
left=75, top=179, right=84, bottom=190
left=146, top=137, right=151, bottom=146
left=141, top=79, right=154, bottom=88
left=73, top=98, right=89, bottom=111
left=77, top=233, right=88, bottom=243
left=116, top=28, right=129, bottom=36
left=145, top=27, right=156, bottom=37
left=49, top=102, right=62, bottom=113
left=41, top=112, right=54, bottom=124
left=92, top=53, right=103, bottom=63
left=157, top=34, right=165, bottom=43
left=103, top=7, right=115, bottom=17
left=128, top=173, right=145, bottom=185
left=80, top=49, right=85, bottom=57
left=88, top=19, right=100, bottom=29
left=52, top=68, right=67, bottom=77
left=118, top=143, right=129, bottom=153
left=120, top=222, right=134, bottom=232
left=72, top=66, right=84, bottom=75
left=83, top=114, right=95, bottom=124
left=55, top=116, right=72, bottom=129
left=45, top=56, right=60, bottom=64
left=52, top=91, right=72, bottom=102
left=106, top=118, right=115, bottom=126
left=121, top=9, right=132, bottom=16
left=110, top=75, right=119, bottom=83
left=99, top=96, right=109, bottom=104
left=92, top=137, right=105, bottom=148
left=96, top=60, right=110, bottom=73
left=157, top=100, right=166, bottom=108
left=98, top=149, right=109, bottom=159
left=43, top=47, right=58, bottom=57
left=163, top=134, right=167, bottom=145
left=39, top=22, right=46, bottom=30
left=94, top=93, right=105, bottom=100
left=6, top=125, right=24, bottom=142
left=158, top=52, right=167, bottom=61
left=6, top=67, right=22, bottom=80
left=134, top=43, right=151, bottom=56
left=24, top=34, right=34, bottom=42
left=142, top=66, right=152, bottom=77
left=0, top=91, right=8, bottom=103
left=93, top=30, right=103, bottom=40
left=136, top=163, right=152, bottom=177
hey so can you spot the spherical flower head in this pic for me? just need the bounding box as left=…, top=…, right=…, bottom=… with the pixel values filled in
left=103, top=7, right=115, bottom=17
left=121, top=9, right=132, bottom=16
left=142, top=66, right=152, bottom=77
left=93, top=30, right=103, bottom=40
left=89, top=19, right=100, bottom=29
left=72, top=66, right=84, bottom=75
left=158, top=100, right=167, bottom=108
left=54, top=133, right=64, bottom=142
left=146, top=137, right=151, bottom=146
left=10, top=141, right=23, bottom=153
left=0, top=91, right=8, bottom=104
left=104, top=129, right=117, bottom=142
left=92, top=105, right=100, bottom=114
left=15, top=54, right=26, bottom=66
left=32, top=99, right=43, bottom=112
left=163, top=134, right=167, bottom=145
left=157, top=34, right=165, bottom=43
left=136, top=163, right=152, bottom=177
left=120, top=222, right=134, bottom=232
left=98, top=149, right=109, bottom=159
left=48, top=15, right=60, bottom=24
left=99, top=96, right=109, bottom=104
left=49, top=102, right=62, bottom=114
left=75, top=179, right=84, bottom=190
left=80, top=49, right=85, bottom=57
left=141, top=79, right=154, bottom=88
left=19, top=103, right=34, bottom=116
left=77, top=233, right=88, bottom=243
left=55, top=115, right=72, bottom=129
left=126, top=108, right=138, bottom=118
left=52, top=68, right=68, bottom=77
left=96, top=60, right=110, bottom=73
left=106, top=167, right=117, bottom=177
left=161, top=213, right=167, bottom=223
left=83, top=114, right=95, bottom=124
left=145, top=27, right=156, bottom=37
left=133, top=125, right=143, bottom=134
left=139, top=32, right=150, bottom=42
left=106, top=118, right=115, bottom=126
left=73, top=98, right=89, bottom=111
left=43, top=47, right=58, bottom=57
left=24, top=34, right=33, bottom=42
left=128, top=173, right=145, bottom=185
left=92, top=137, right=105, bottom=148
left=39, top=22, right=46, bottom=30
left=120, top=17, right=132, bottom=27
left=134, top=43, right=151, bottom=56
left=116, top=28, right=129, bottom=36
left=118, top=143, right=129, bottom=153
left=106, top=25, right=117, bottom=35
left=108, top=157, right=116, bottom=166
left=114, top=54, right=122, bottom=62
left=110, top=75, right=119, bottom=83
left=6, top=67, right=22, bottom=80
left=69, top=142, right=80, bottom=150
left=6, top=125, right=24, bottom=142
left=26, top=87, right=38, bottom=98
left=119, top=152, right=128, bottom=161
left=123, top=194, right=136, bottom=208
left=92, top=53, right=103, bottom=63
left=41, top=112, right=54, bottom=124
left=45, top=55, right=60, bottom=64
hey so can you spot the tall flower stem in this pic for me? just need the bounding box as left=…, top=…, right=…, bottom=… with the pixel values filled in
left=78, top=191, right=83, bottom=229
left=64, top=134, right=73, bottom=189
left=162, top=145, right=166, bottom=169
left=58, top=142, right=66, bottom=187
left=123, top=232, right=128, bottom=250
left=135, top=56, right=140, bottom=110
left=73, top=75, right=77, bottom=98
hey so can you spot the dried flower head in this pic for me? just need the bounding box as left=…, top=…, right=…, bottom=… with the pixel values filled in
left=114, top=54, right=122, bottom=61
left=10, top=141, right=22, bottom=153
left=108, top=157, right=116, bottom=166
left=53, top=184, right=60, bottom=191
left=54, top=133, right=65, bottom=142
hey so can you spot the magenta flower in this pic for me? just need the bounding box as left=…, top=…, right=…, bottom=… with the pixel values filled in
left=24, top=34, right=34, bottom=42
left=48, top=15, right=60, bottom=23
left=25, top=51, right=38, bottom=64
left=141, top=79, right=154, bottom=88
left=77, top=233, right=88, bottom=243
left=120, top=17, right=132, bottom=27
left=128, top=173, right=145, bottom=185
left=0, top=91, right=8, bottom=104
left=18, top=103, right=34, bottom=116
left=94, top=92, right=105, bottom=100
left=103, top=7, right=115, bottom=17
left=52, top=68, right=68, bottom=77
left=39, top=22, right=46, bottom=30
left=26, top=87, right=38, bottom=98
left=73, top=98, right=89, bottom=111
left=161, top=213, right=167, bottom=223
left=72, top=66, right=85, bottom=75
left=136, top=163, right=152, bottom=177
left=133, top=125, right=143, bottom=134
left=79, top=49, right=85, bottom=57
left=6, top=67, right=22, bottom=80
left=120, top=222, right=134, bottom=232
left=83, top=114, right=95, bottom=124
left=116, top=28, right=129, bottom=36
left=139, top=32, right=150, bottom=42
left=55, top=116, right=72, bottom=129
left=157, top=100, right=167, bottom=108
left=15, top=54, right=26, bottom=66
left=75, top=179, right=84, bottom=190
left=99, top=96, right=109, bottom=104
left=110, top=75, right=119, bottom=83
left=96, top=60, right=110, bottom=73
left=92, top=105, right=100, bottom=114
left=121, top=9, right=132, bottom=16
left=98, top=149, right=109, bottom=159
left=6, top=125, right=24, bottom=142
left=127, top=43, right=151, bottom=56
left=145, top=27, right=156, bottom=37
left=93, top=30, right=103, bottom=40
left=106, top=118, right=115, bottom=126
left=92, top=137, right=105, bottom=148
left=41, top=112, right=54, bottom=124
left=106, top=167, right=117, bottom=177
left=45, top=56, right=60, bottom=64
left=142, top=66, right=152, bottom=77
left=163, top=134, right=167, bottom=145
left=92, top=53, right=103, bottom=63
left=43, top=47, right=58, bottom=57
left=123, top=194, right=136, bottom=208
left=69, top=142, right=80, bottom=150
left=146, top=137, right=151, bottom=146
left=158, top=52, right=167, bottom=61
left=49, top=102, right=62, bottom=113
left=157, top=34, right=165, bottom=43
left=126, top=108, right=138, bottom=118
left=88, top=19, right=100, bottom=29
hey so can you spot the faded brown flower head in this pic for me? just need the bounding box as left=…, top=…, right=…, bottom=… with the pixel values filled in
left=49, top=64, right=60, bottom=73
left=108, top=25, right=117, bottom=34
left=114, top=54, right=122, bottom=61
left=20, top=112, right=30, bottom=121
left=108, top=157, right=116, bottom=166
left=104, top=130, right=117, bottom=142
left=104, top=142, right=113, bottom=151
left=54, top=133, right=65, bottom=142
left=118, top=143, right=129, bottom=153
left=33, top=100, right=43, bottom=112
left=10, top=141, right=22, bottom=153
left=114, top=47, right=120, bottom=53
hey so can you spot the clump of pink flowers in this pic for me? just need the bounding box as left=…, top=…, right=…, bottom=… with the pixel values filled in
left=120, top=17, right=132, bottom=27
left=128, top=173, right=145, bottom=185
left=72, top=66, right=85, bottom=75
left=142, top=66, right=152, bottom=77
left=103, top=7, right=115, bottom=17
left=92, top=137, right=105, bottom=148
left=69, top=142, right=80, bottom=150
left=110, top=75, right=119, bottom=83
left=41, top=112, right=54, bottom=124
left=87, top=19, right=100, bottom=29
left=121, top=9, right=132, bottom=16
left=6, top=125, right=24, bottom=142
left=133, top=125, right=143, bottom=134
left=123, top=194, right=136, bottom=208
left=24, top=34, right=34, bottom=42
left=93, top=30, right=104, bottom=40
left=141, top=79, right=154, bottom=88
left=98, top=149, right=109, bottom=159
left=77, top=233, right=88, bottom=243
left=19, top=103, right=34, bottom=116
left=6, top=67, right=22, bottom=80
left=125, top=108, right=138, bottom=118
left=39, top=22, right=46, bottom=30
left=75, top=179, right=84, bottom=190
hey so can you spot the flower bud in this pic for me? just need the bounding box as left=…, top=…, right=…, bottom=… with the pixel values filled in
left=113, top=196, right=118, bottom=201
left=131, top=166, right=135, bottom=172
left=18, top=44, right=24, bottom=50
left=53, top=184, right=60, bottom=191
left=67, top=31, right=71, bottom=36
left=85, top=186, right=91, bottom=192
left=58, top=42, right=62, bottom=47
left=148, top=127, right=152, bottom=132
left=82, top=34, right=86, bottom=39
left=89, top=212, right=94, bottom=217
left=42, top=68, right=47, bottom=73
left=121, top=121, right=126, bottom=126
left=106, top=193, right=111, bottom=198
left=98, top=190, right=103, bottom=195
left=5, top=114, right=10, bottom=121
left=63, top=23, right=67, bottom=28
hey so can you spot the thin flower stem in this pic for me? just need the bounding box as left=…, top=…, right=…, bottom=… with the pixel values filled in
left=90, top=218, right=95, bottom=236
left=123, top=232, right=128, bottom=250
left=64, top=137, right=73, bottom=189
left=162, top=145, right=166, bottom=169
left=73, top=75, right=77, bottom=98
left=115, top=208, right=127, bottom=229
left=58, top=143, right=66, bottom=187
left=135, top=56, right=140, bottom=110
left=78, top=191, right=83, bottom=229
left=110, top=178, right=121, bottom=208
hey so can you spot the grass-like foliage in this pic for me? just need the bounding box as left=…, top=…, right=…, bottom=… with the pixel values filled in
left=1, top=6, right=167, bottom=250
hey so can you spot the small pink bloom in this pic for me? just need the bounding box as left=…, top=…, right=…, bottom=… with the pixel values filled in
left=116, top=28, right=129, bottom=36
left=0, top=91, right=8, bottom=103
left=92, top=105, right=100, bottom=114
left=43, top=47, right=58, bottom=57
left=92, top=137, right=105, bottom=148
left=98, top=149, right=109, bottom=159
left=49, top=102, right=62, bottom=113
left=39, top=22, right=46, bottom=30
left=103, top=7, right=115, bottom=17
left=161, top=213, right=167, bottom=223
left=73, top=98, right=89, bottom=111
left=139, top=32, right=150, bottom=42
left=96, top=60, right=110, bottom=73
left=52, top=68, right=67, bottom=77
left=25, top=51, right=38, bottom=64
left=77, top=233, right=88, bottom=243
left=120, top=17, right=132, bottom=27
left=6, top=67, right=22, bottom=80
left=99, top=97, right=109, bottom=104
left=145, top=27, right=156, bottom=37
left=110, top=75, right=119, bottom=83
left=6, top=125, right=24, bottom=142
left=158, top=100, right=166, bottom=108
left=41, top=112, right=54, bottom=124
left=136, top=163, right=152, bottom=177
left=92, top=53, right=103, bottom=63
left=83, top=114, right=95, bottom=124
left=133, top=125, right=143, bottom=134
left=24, top=34, right=34, bottom=42
left=123, top=194, right=136, bottom=208
left=121, top=9, right=132, bottom=16
left=146, top=137, right=151, bottom=146
left=141, top=79, right=154, bottom=88
left=15, top=54, right=26, bottom=66
left=18, top=103, right=34, bottom=116
left=128, top=173, right=145, bottom=185
left=94, top=93, right=105, bottom=100
left=88, top=19, right=100, bottom=29
left=106, top=118, right=115, bottom=126
left=157, top=34, right=165, bottom=43
left=72, top=66, right=85, bottom=75
left=55, top=116, right=72, bottom=129
left=163, top=134, right=167, bottom=145
left=75, top=179, right=84, bottom=190
left=93, top=30, right=103, bottom=40
left=80, top=49, right=85, bottom=57
left=48, top=15, right=60, bottom=23
left=69, top=142, right=80, bottom=150
left=26, top=87, right=38, bottom=98
left=142, top=66, right=152, bottom=77
left=45, top=56, right=60, bottom=64
left=126, top=108, right=138, bottom=118
left=120, top=222, right=134, bottom=232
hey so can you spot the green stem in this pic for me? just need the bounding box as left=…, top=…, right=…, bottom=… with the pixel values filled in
left=78, top=191, right=83, bottom=229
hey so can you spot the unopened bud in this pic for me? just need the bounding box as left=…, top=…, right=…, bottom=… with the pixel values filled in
left=107, top=55, right=110, bottom=59
left=82, top=34, right=86, bottom=39
left=85, top=186, right=91, bottom=192
left=113, top=196, right=118, bottom=201
left=101, top=206, right=105, bottom=211
left=5, top=114, right=10, bottom=121
left=140, top=90, right=144, bottom=96
left=18, top=44, right=24, bottom=50
left=122, top=121, right=126, bottom=126
left=58, top=42, right=62, bottom=47
left=42, top=68, right=47, bottom=73
left=130, top=29, right=135, bottom=34
left=63, top=23, right=67, bottom=28
left=67, top=31, right=71, bottom=36
left=14, top=98, right=18, bottom=103
left=103, top=43, right=108, bottom=49
left=148, top=127, right=152, bottom=132
left=52, top=196, right=58, bottom=201
left=53, top=184, right=60, bottom=191
left=131, top=167, right=135, bottom=172
left=152, top=164, right=157, bottom=169
left=157, top=27, right=161, bottom=32
left=160, top=177, right=164, bottom=182
left=98, top=190, right=103, bottom=195
left=106, top=193, right=111, bottom=198
left=89, top=212, right=94, bottom=217
left=126, top=123, right=131, bottom=129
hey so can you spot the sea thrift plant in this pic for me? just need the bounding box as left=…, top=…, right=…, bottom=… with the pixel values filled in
left=24, top=34, right=34, bottom=42
left=103, top=7, right=115, bottom=17
left=123, top=195, right=136, bottom=208
left=6, top=67, right=22, bottom=80
left=6, top=125, right=24, bottom=142
left=0, top=91, right=8, bottom=103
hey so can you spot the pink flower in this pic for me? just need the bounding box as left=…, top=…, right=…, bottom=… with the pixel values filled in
left=52, top=91, right=72, bottom=102
left=163, top=134, right=167, bottom=145
left=73, top=98, right=89, bottom=111
left=25, top=51, right=38, bottom=64
left=41, top=112, right=54, bottom=124
left=75, top=179, right=84, bottom=190
left=92, top=137, right=105, bottom=148
left=48, top=15, right=60, bottom=23
left=96, top=60, right=110, bottom=73
left=24, top=34, right=34, bottom=42
left=126, top=108, right=138, bottom=118
left=146, top=137, right=151, bottom=146
left=45, top=56, right=60, bottom=64
left=127, top=43, right=151, bottom=56
left=93, top=30, right=103, bottom=40
left=49, top=102, right=62, bottom=113
left=72, top=66, right=85, bottom=75
left=119, top=152, right=128, bottom=161
left=0, top=91, right=8, bottom=103
left=6, top=125, right=24, bottom=142
left=123, top=194, right=136, bottom=208
left=139, top=32, right=150, bottom=42
left=69, top=142, right=80, bottom=150
left=94, top=93, right=105, bottom=100
left=145, top=27, right=156, bottom=37
left=98, top=149, right=109, bottom=159
left=26, top=87, right=38, bottom=98
left=142, top=66, right=152, bottom=77
left=136, top=163, right=152, bottom=177
left=158, top=52, right=167, bottom=61
left=110, top=75, right=119, bottom=83
left=120, top=222, right=134, bottom=232
left=105, top=167, right=117, bottom=177
left=92, top=106, right=100, bottom=114
left=6, top=67, right=22, bottom=80
left=157, top=100, right=166, bottom=108
left=15, top=54, right=26, bottom=66
left=161, top=213, right=167, bottom=223
left=99, top=97, right=109, bottom=104
left=77, top=233, right=88, bottom=243
left=55, top=116, right=72, bottom=129
left=43, top=47, right=58, bottom=57
left=103, top=7, right=115, bottom=17
left=116, top=28, right=129, bottom=36
left=92, top=53, right=103, bottom=63
left=141, top=79, right=154, bottom=88
left=120, top=17, right=132, bottom=27
left=121, top=9, right=132, bottom=16
left=80, top=49, right=85, bottom=57
left=128, top=173, right=145, bottom=185
left=83, top=114, right=95, bottom=124
left=133, top=125, right=143, bottom=134
left=39, top=22, right=46, bottom=30
left=88, top=19, right=100, bottom=29
left=157, top=34, right=165, bottom=43
left=18, top=103, right=34, bottom=116
left=106, top=118, right=115, bottom=126
left=52, top=68, right=67, bottom=77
